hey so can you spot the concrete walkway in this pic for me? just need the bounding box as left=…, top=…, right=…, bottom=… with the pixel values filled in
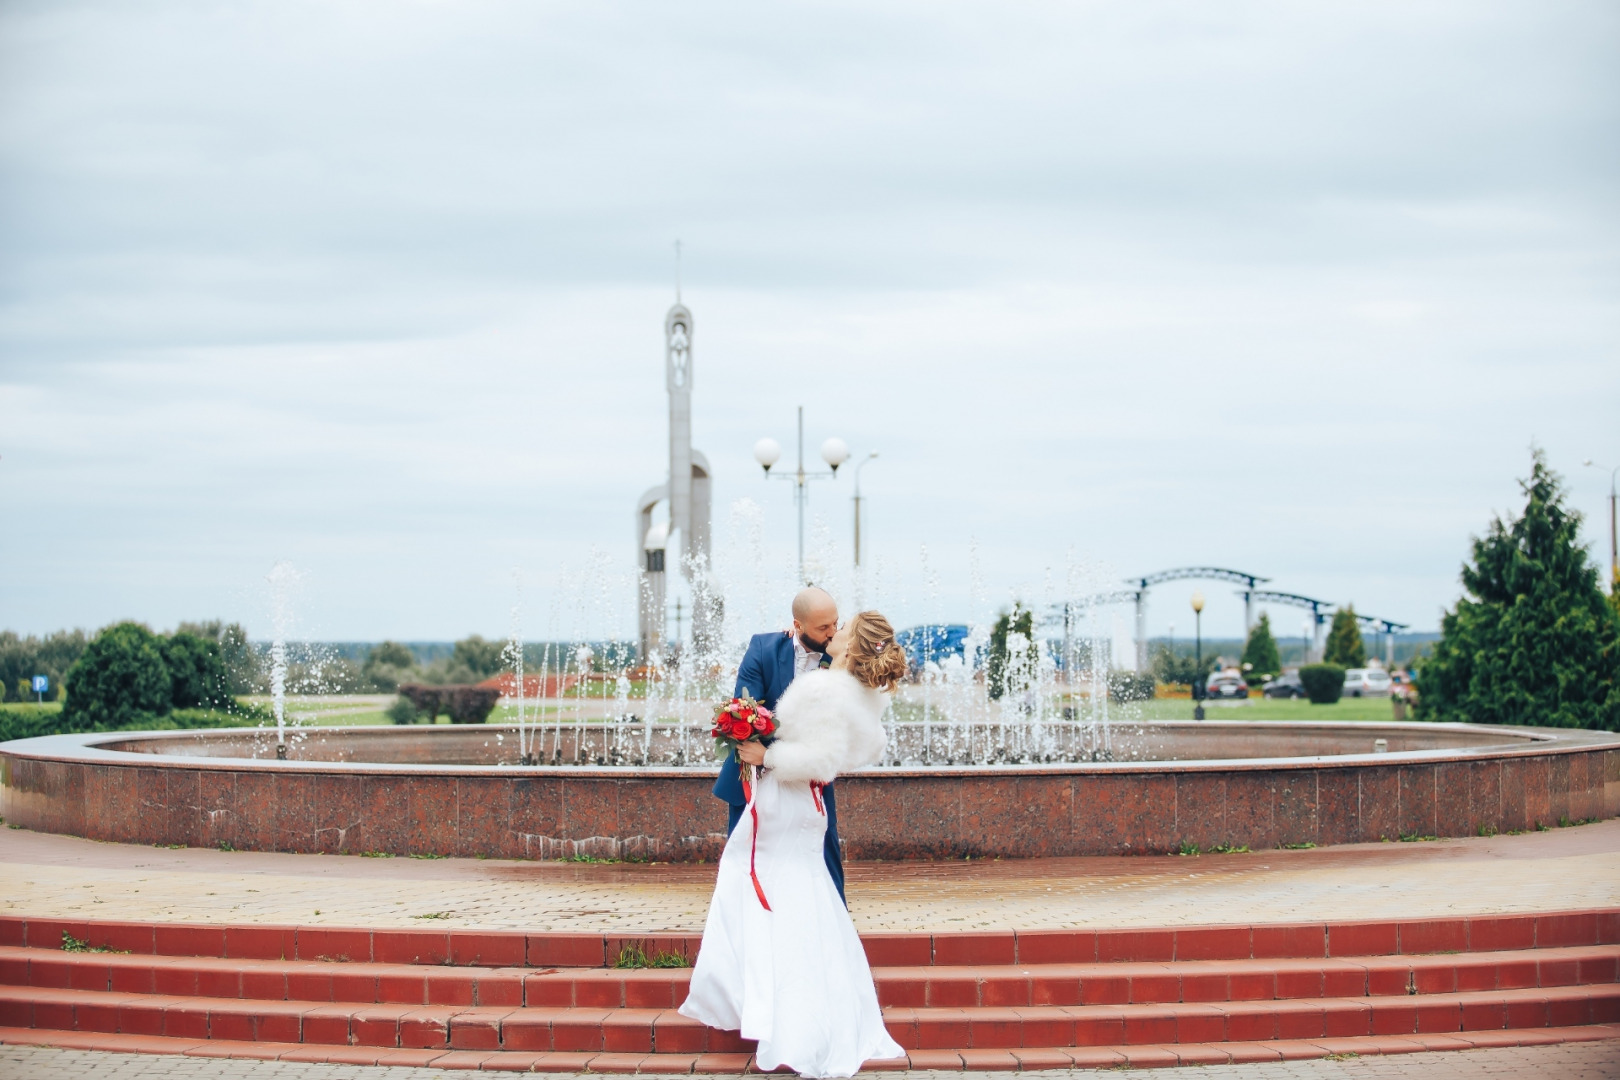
left=2, top=1042, right=1617, bottom=1079
left=1, top=819, right=1616, bottom=933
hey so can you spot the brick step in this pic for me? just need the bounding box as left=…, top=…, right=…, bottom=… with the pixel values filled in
left=3, top=983, right=1616, bottom=1052
left=7, top=909, right=1616, bottom=967
left=869, top=946, right=1620, bottom=1008
left=1, top=1022, right=1618, bottom=1072
left=6, top=944, right=1615, bottom=1009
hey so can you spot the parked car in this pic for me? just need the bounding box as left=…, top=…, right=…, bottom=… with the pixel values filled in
left=1262, top=671, right=1305, bottom=699
left=1205, top=671, right=1249, bottom=699
left=1342, top=668, right=1393, bottom=697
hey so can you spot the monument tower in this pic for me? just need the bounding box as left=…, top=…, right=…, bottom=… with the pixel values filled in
left=635, top=297, right=720, bottom=665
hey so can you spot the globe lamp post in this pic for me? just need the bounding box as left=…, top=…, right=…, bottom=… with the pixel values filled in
left=1191, top=590, right=1206, bottom=721
left=756, top=406, right=850, bottom=585
left=852, top=452, right=879, bottom=567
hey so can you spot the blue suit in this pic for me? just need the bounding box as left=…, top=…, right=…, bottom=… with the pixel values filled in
left=715, top=630, right=846, bottom=904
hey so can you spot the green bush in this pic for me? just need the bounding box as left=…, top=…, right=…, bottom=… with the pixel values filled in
left=1107, top=672, right=1155, bottom=703
left=386, top=697, right=420, bottom=725
left=398, top=684, right=500, bottom=724
left=0, top=706, right=73, bottom=744
left=0, top=703, right=262, bottom=744
left=1150, top=644, right=1206, bottom=687
left=62, top=623, right=172, bottom=729
left=162, top=633, right=228, bottom=710
left=1298, top=664, right=1346, bottom=705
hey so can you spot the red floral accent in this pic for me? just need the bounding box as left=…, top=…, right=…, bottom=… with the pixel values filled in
left=709, top=695, right=776, bottom=757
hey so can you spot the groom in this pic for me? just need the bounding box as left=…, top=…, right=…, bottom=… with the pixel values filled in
left=714, top=586, right=847, bottom=904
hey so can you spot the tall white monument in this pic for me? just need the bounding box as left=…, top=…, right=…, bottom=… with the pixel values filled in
left=635, top=300, right=720, bottom=665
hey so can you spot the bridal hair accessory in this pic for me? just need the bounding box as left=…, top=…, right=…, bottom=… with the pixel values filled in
left=709, top=695, right=777, bottom=910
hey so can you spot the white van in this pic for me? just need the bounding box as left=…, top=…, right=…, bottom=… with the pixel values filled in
left=1342, top=668, right=1392, bottom=697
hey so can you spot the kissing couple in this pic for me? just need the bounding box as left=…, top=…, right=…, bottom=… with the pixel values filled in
left=678, top=586, right=909, bottom=1077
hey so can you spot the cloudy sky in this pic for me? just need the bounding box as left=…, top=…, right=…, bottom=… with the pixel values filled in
left=1, top=0, right=1616, bottom=651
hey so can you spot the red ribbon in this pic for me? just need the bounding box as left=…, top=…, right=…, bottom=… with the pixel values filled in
left=810, top=781, right=826, bottom=815
left=746, top=766, right=771, bottom=911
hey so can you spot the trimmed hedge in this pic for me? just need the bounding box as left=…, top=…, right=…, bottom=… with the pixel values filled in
left=1298, top=664, right=1346, bottom=705
left=1107, top=672, right=1156, bottom=704
left=397, top=684, right=501, bottom=724
left=0, top=703, right=268, bottom=745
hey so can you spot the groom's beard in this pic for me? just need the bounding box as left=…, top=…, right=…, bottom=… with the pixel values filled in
left=799, top=631, right=832, bottom=654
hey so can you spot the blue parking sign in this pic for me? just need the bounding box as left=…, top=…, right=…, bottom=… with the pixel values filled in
left=31, top=675, right=48, bottom=694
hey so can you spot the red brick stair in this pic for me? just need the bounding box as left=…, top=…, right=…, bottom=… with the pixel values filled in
left=1, top=911, right=1616, bottom=1071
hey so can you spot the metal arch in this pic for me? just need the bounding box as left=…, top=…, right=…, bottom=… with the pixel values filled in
left=1354, top=613, right=1411, bottom=634
left=1125, top=567, right=1271, bottom=590
left=1051, top=590, right=1143, bottom=614
left=1247, top=589, right=1334, bottom=614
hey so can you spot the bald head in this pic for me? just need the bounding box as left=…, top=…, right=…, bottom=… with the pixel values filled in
left=791, top=587, right=839, bottom=653
left=792, top=587, right=836, bottom=623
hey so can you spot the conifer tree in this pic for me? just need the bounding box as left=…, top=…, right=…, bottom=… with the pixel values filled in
left=1240, top=613, right=1282, bottom=680
left=1323, top=605, right=1366, bottom=668
left=1419, top=451, right=1620, bottom=730
left=987, top=603, right=1034, bottom=700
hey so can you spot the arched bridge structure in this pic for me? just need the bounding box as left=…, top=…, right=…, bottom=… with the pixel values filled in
left=1055, top=568, right=1411, bottom=671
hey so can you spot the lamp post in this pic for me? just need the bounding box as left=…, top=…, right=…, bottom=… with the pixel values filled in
left=1584, top=460, right=1619, bottom=595
left=755, top=405, right=849, bottom=585
left=852, top=452, right=879, bottom=567
left=1191, top=590, right=1206, bottom=721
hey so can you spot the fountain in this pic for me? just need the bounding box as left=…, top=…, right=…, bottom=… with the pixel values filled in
left=3, top=536, right=1616, bottom=861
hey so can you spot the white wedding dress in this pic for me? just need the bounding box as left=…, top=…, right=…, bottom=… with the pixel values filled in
left=678, top=669, right=905, bottom=1078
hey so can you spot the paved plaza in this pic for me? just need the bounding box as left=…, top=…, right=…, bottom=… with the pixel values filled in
left=2, top=819, right=1617, bottom=934
left=2, top=1042, right=1618, bottom=1078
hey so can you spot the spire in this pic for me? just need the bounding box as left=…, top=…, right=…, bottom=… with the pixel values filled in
left=674, top=238, right=682, bottom=304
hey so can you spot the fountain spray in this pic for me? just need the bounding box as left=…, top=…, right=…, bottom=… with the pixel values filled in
left=266, top=561, right=298, bottom=759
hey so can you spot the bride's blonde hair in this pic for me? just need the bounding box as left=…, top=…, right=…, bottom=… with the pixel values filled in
left=845, top=611, right=909, bottom=690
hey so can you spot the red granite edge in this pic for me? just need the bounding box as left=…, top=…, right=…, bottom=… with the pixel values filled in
left=5, top=908, right=1615, bottom=966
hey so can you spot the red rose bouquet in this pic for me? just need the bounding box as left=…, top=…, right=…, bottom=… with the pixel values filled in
left=710, top=694, right=776, bottom=757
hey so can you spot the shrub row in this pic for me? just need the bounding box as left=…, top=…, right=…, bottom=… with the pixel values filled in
left=0, top=705, right=267, bottom=746
left=395, top=684, right=500, bottom=724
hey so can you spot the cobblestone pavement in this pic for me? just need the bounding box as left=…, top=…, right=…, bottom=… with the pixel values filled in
left=2, top=820, right=1616, bottom=933
left=2, top=1043, right=1618, bottom=1079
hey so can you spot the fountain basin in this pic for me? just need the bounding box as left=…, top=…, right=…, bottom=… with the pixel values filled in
left=3, top=721, right=1616, bottom=860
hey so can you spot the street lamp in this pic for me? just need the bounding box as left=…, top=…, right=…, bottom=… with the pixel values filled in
left=852, top=452, right=879, bottom=567
left=1191, top=590, right=1206, bottom=721
left=1584, top=460, right=1619, bottom=595
left=756, top=405, right=848, bottom=585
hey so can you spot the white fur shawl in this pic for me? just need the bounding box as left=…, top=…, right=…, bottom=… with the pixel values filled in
left=763, top=668, right=891, bottom=783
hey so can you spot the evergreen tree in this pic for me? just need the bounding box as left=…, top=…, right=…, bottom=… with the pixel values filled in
left=987, top=603, right=1034, bottom=700
left=1240, top=613, right=1282, bottom=679
left=1418, top=451, right=1620, bottom=730
left=1323, top=606, right=1367, bottom=668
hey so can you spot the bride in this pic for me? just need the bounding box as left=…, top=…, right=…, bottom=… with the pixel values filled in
left=678, top=611, right=909, bottom=1078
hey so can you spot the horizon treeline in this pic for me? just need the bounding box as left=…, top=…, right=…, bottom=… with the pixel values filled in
left=0, top=624, right=639, bottom=701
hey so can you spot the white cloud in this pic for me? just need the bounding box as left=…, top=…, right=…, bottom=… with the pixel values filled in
left=1, top=0, right=1616, bottom=642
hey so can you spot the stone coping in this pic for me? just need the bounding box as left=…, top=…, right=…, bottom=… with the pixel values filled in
left=4, top=720, right=1610, bottom=777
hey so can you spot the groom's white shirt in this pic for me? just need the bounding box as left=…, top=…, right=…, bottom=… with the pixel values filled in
left=791, top=635, right=823, bottom=678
